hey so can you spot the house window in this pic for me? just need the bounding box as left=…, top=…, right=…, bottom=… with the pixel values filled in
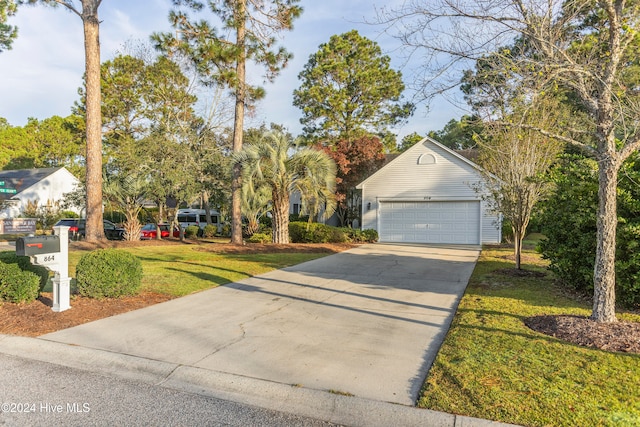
left=417, top=153, right=437, bottom=165
left=293, top=203, right=300, bottom=215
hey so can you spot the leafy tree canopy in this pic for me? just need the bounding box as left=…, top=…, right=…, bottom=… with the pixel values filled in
left=293, top=30, right=413, bottom=145
left=0, top=0, right=17, bottom=52
left=0, top=115, right=84, bottom=175
left=315, top=134, right=386, bottom=226
left=397, top=132, right=424, bottom=153
left=427, top=115, right=483, bottom=150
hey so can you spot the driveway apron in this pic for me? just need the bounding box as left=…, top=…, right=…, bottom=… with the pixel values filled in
left=42, top=243, right=479, bottom=405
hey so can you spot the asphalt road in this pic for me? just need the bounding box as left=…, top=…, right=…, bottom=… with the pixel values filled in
left=0, top=353, right=337, bottom=427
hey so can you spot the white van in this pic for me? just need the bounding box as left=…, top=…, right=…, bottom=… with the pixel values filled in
left=177, top=209, right=222, bottom=233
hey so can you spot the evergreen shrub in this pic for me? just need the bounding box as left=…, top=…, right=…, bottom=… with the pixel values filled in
left=202, top=224, right=217, bottom=238
left=185, top=225, right=200, bottom=239
left=76, top=249, right=143, bottom=299
left=0, top=251, right=50, bottom=291
left=0, top=262, right=39, bottom=303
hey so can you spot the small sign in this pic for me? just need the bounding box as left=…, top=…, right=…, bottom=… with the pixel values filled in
left=31, top=253, right=59, bottom=266
left=0, top=188, right=17, bottom=194
left=1, top=218, right=37, bottom=234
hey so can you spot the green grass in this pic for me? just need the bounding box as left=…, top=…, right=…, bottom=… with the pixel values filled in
left=68, top=244, right=331, bottom=297
left=418, top=246, right=640, bottom=427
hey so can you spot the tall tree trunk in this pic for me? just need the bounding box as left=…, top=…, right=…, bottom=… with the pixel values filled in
left=592, top=155, right=619, bottom=323
left=83, top=3, right=103, bottom=242
left=272, top=190, right=290, bottom=244
left=230, top=0, right=246, bottom=245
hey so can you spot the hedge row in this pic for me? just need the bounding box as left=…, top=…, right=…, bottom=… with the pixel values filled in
left=288, top=222, right=378, bottom=244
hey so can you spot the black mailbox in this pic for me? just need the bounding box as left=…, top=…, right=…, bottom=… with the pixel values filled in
left=16, top=235, right=60, bottom=256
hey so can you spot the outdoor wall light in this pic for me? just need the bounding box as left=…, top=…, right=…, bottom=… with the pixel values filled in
left=367, top=202, right=371, bottom=211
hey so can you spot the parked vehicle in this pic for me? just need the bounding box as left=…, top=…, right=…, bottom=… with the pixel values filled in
left=53, top=218, right=125, bottom=241
left=140, top=223, right=179, bottom=240
left=176, top=209, right=222, bottom=233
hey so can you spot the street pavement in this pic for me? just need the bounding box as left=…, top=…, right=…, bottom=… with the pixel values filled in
left=0, top=243, right=519, bottom=426
left=0, top=353, right=337, bottom=426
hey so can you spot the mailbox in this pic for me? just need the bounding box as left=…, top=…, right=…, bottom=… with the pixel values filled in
left=16, top=235, right=60, bottom=256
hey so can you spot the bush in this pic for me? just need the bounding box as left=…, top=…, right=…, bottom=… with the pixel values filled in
left=539, top=154, right=640, bottom=308
left=246, top=232, right=272, bottom=243
left=0, top=262, right=40, bottom=303
left=361, top=229, right=379, bottom=243
left=220, top=223, right=232, bottom=237
left=185, top=225, right=200, bottom=239
left=0, top=251, right=50, bottom=291
left=341, top=228, right=379, bottom=243
left=288, top=221, right=348, bottom=243
left=202, top=224, right=217, bottom=238
left=76, top=249, right=143, bottom=299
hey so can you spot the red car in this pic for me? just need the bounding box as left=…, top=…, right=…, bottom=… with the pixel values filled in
left=140, top=223, right=179, bottom=240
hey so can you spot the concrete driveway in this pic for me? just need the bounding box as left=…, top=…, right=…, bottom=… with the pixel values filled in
left=41, top=243, right=480, bottom=406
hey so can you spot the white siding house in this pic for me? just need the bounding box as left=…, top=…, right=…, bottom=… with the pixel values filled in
left=356, top=137, right=501, bottom=245
left=0, top=167, right=81, bottom=219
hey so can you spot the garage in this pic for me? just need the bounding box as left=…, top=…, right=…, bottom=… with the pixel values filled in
left=356, top=137, right=502, bottom=245
left=379, top=201, right=480, bottom=244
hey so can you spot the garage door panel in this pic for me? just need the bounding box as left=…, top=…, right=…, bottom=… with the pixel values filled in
left=380, top=201, right=480, bottom=245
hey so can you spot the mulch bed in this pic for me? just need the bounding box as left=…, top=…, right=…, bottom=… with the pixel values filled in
left=0, top=292, right=174, bottom=337
left=525, top=315, right=640, bottom=354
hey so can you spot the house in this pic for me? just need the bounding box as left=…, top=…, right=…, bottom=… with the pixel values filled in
left=356, top=137, right=502, bottom=245
left=0, top=167, right=81, bottom=219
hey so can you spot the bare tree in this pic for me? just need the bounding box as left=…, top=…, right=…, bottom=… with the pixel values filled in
left=379, top=0, right=640, bottom=323
left=477, top=100, right=565, bottom=269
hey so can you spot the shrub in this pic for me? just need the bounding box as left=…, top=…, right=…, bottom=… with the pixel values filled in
left=76, top=249, right=143, bottom=299
left=0, top=262, right=40, bottom=303
left=361, top=229, right=379, bottom=243
left=185, top=225, right=200, bottom=239
left=288, top=221, right=348, bottom=243
left=341, top=228, right=379, bottom=243
left=539, top=154, right=640, bottom=308
left=0, top=251, right=50, bottom=291
left=220, top=223, right=232, bottom=237
left=202, top=224, right=217, bottom=238
left=246, top=232, right=272, bottom=243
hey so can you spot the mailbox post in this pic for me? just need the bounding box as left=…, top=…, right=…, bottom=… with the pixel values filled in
left=16, top=226, right=71, bottom=312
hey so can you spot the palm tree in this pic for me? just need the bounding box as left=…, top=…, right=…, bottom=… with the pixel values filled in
left=234, top=131, right=337, bottom=244
left=241, top=181, right=271, bottom=236
left=103, top=174, right=149, bottom=241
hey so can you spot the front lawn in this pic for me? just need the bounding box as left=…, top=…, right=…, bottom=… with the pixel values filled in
left=418, top=246, right=640, bottom=427
left=67, top=244, right=335, bottom=297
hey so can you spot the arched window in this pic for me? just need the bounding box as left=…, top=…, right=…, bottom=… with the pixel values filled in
left=417, top=153, right=436, bottom=165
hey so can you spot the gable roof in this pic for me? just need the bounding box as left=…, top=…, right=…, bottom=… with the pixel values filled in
left=0, top=167, right=65, bottom=200
left=356, top=136, right=484, bottom=189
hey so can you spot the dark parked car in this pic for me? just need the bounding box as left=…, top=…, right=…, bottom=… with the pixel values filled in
left=53, top=218, right=125, bottom=241
left=140, top=223, right=180, bottom=240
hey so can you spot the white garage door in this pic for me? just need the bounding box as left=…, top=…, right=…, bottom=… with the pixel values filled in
left=379, top=201, right=480, bottom=244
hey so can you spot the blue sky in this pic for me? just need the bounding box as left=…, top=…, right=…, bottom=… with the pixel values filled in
left=0, top=0, right=467, bottom=140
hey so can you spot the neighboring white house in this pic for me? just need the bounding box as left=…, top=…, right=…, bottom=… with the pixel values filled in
left=0, top=167, right=81, bottom=219
left=356, top=137, right=502, bottom=245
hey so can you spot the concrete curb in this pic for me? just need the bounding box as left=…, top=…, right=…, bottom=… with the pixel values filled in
left=0, top=334, right=518, bottom=427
